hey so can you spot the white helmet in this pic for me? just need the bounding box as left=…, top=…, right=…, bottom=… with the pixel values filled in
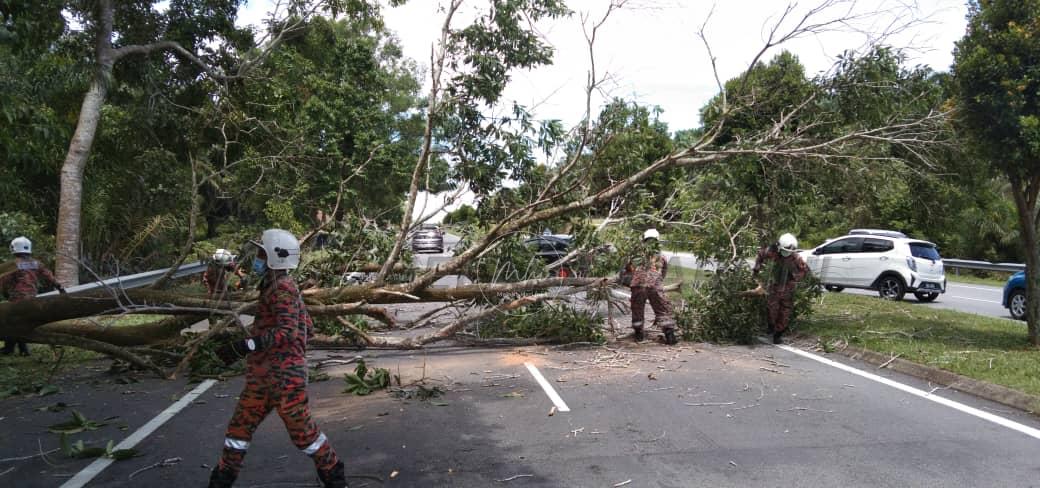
left=643, top=228, right=660, bottom=241
left=778, top=233, right=798, bottom=256
left=10, top=236, right=31, bottom=255
left=252, top=229, right=301, bottom=270
left=213, top=248, right=234, bottom=265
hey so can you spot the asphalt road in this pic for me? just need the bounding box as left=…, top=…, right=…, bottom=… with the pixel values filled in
left=5, top=341, right=1040, bottom=487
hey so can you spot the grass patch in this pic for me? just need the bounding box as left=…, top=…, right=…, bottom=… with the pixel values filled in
left=0, top=347, right=101, bottom=398
left=665, top=264, right=707, bottom=287
left=946, top=271, right=1012, bottom=288
left=799, top=292, right=1040, bottom=396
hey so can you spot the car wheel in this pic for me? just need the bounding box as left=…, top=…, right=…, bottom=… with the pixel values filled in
left=877, top=276, right=906, bottom=301
left=913, top=291, right=939, bottom=302
left=824, top=285, right=844, bottom=293
left=1009, top=289, right=1027, bottom=320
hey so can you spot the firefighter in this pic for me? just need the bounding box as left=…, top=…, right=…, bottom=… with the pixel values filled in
left=624, top=229, right=677, bottom=345
left=0, top=237, right=66, bottom=355
left=203, top=248, right=237, bottom=298
left=752, top=232, right=810, bottom=344
left=208, top=229, right=347, bottom=488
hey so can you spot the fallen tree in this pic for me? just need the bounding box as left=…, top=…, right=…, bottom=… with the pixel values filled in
left=2, top=1, right=948, bottom=377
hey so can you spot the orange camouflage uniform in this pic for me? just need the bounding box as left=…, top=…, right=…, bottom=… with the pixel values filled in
left=0, top=259, right=61, bottom=354
left=625, top=246, right=674, bottom=331
left=215, top=272, right=340, bottom=479
left=752, top=245, right=810, bottom=333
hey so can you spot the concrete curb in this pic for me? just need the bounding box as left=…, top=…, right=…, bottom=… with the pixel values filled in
left=792, top=336, right=1040, bottom=415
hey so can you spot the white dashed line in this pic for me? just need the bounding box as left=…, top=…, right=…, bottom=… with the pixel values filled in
left=60, top=379, right=217, bottom=488
left=948, top=284, right=1003, bottom=293
left=525, top=362, right=570, bottom=413
left=948, top=295, right=1001, bottom=304
left=772, top=343, right=1040, bottom=441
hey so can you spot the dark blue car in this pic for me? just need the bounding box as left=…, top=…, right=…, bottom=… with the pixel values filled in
left=1002, top=271, right=1027, bottom=320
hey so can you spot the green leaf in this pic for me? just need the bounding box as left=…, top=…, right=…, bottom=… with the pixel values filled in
left=37, top=384, right=60, bottom=396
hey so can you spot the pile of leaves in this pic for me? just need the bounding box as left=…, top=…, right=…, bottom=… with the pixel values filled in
left=342, top=359, right=393, bottom=396
left=676, top=260, right=820, bottom=344
left=478, top=301, right=605, bottom=344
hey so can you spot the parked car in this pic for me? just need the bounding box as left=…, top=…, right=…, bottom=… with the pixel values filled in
left=411, top=224, right=444, bottom=253
left=524, top=233, right=576, bottom=277
left=799, top=229, right=947, bottom=301
left=1002, top=271, right=1027, bottom=320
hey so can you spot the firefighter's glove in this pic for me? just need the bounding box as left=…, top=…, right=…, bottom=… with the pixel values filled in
left=216, top=338, right=258, bottom=366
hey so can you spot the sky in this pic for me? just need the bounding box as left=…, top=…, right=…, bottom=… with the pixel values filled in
left=238, top=0, right=969, bottom=132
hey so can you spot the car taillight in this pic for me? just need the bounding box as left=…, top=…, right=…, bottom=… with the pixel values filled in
left=907, top=256, right=917, bottom=272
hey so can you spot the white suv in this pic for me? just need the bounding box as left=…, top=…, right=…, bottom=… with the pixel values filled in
left=799, top=229, right=946, bottom=301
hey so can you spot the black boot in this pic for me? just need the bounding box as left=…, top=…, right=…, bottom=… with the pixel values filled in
left=318, top=461, right=348, bottom=488
left=772, top=331, right=783, bottom=345
left=632, top=327, right=645, bottom=342
left=208, top=467, right=237, bottom=488
left=663, top=329, right=678, bottom=345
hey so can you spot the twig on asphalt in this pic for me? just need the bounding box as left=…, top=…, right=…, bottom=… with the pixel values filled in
left=0, top=467, right=14, bottom=477
left=684, top=402, right=735, bottom=407
left=315, top=357, right=363, bottom=370
left=0, top=448, right=61, bottom=463
left=732, top=403, right=760, bottom=411
left=783, top=407, right=834, bottom=413
left=613, top=480, right=632, bottom=487
left=759, top=367, right=782, bottom=374
left=129, top=457, right=182, bottom=480
left=496, top=474, right=534, bottom=482
left=877, top=354, right=901, bottom=369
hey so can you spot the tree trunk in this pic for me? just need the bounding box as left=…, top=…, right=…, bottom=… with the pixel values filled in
left=55, top=80, right=109, bottom=286
left=1009, top=175, right=1040, bottom=345
left=55, top=0, right=116, bottom=286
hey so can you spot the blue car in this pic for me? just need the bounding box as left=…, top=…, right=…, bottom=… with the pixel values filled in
left=1002, top=271, right=1027, bottom=320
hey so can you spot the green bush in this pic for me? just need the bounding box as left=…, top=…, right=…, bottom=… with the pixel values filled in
left=478, top=302, right=605, bottom=344
left=676, top=260, right=820, bottom=344
left=443, top=204, right=478, bottom=225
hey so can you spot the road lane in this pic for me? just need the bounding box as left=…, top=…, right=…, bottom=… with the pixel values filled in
left=71, top=344, right=1040, bottom=487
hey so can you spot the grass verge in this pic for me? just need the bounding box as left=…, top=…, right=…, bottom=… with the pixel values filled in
left=799, top=292, right=1040, bottom=397
left=0, top=347, right=101, bottom=398
left=946, top=271, right=1012, bottom=288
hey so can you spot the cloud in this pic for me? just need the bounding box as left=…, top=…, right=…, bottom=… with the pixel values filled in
left=239, top=0, right=967, bottom=132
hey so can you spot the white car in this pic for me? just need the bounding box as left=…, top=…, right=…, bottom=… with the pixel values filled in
left=798, top=229, right=946, bottom=301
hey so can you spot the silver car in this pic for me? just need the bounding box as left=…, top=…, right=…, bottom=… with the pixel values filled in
left=411, top=225, right=444, bottom=253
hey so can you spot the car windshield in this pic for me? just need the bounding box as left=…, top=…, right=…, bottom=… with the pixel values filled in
left=909, top=242, right=941, bottom=261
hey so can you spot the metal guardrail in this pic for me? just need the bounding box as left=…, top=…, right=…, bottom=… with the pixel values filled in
left=940, top=259, right=1024, bottom=274
left=37, top=261, right=208, bottom=297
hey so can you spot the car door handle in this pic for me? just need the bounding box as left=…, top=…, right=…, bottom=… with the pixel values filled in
left=880, top=256, right=888, bottom=261
left=842, top=257, right=852, bottom=261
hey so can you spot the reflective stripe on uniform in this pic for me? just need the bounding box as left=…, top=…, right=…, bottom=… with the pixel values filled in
left=301, top=432, right=327, bottom=455
left=224, top=437, right=250, bottom=451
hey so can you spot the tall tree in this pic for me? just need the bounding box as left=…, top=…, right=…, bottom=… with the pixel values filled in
left=51, top=0, right=341, bottom=285
left=953, top=0, right=1040, bottom=344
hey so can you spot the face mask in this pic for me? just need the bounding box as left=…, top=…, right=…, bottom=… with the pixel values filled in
left=252, top=257, right=268, bottom=274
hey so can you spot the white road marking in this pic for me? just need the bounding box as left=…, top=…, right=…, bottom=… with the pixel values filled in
left=948, top=284, right=1003, bottom=293
left=772, top=343, right=1040, bottom=441
left=525, top=362, right=570, bottom=413
left=60, top=379, right=217, bottom=488
left=948, top=295, right=1001, bottom=304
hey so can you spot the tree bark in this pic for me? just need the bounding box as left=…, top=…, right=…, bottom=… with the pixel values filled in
left=55, top=0, right=116, bottom=286
left=1009, top=175, right=1040, bottom=346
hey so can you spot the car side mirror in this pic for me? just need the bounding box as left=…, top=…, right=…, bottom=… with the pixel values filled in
left=813, top=248, right=823, bottom=255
